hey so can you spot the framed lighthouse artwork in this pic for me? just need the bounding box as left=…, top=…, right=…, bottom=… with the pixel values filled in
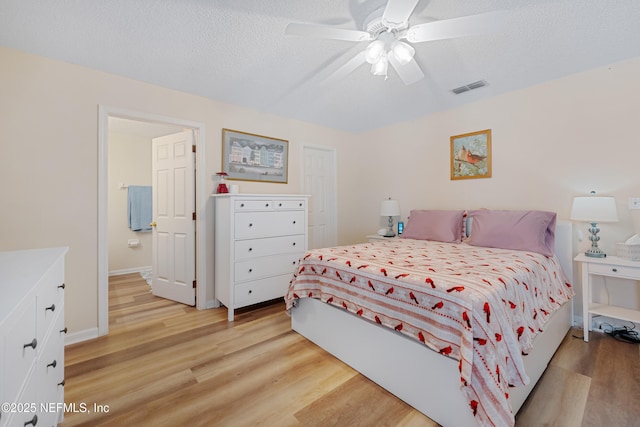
left=450, top=129, right=492, bottom=180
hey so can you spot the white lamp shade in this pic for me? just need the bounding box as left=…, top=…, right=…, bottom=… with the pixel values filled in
left=380, top=199, right=400, bottom=217
left=570, top=196, right=618, bottom=222
left=365, top=40, right=385, bottom=64
left=371, top=56, right=388, bottom=76
left=390, top=41, right=415, bottom=65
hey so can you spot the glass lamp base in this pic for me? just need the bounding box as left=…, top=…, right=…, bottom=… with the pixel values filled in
left=584, top=248, right=606, bottom=258
left=585, top=223, right=606, bottom=257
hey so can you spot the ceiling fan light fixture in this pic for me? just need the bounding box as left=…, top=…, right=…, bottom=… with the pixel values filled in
left=365, top=40, right=386, bottom=64
left=371, top=56, right=388, bottom=77
left=390, top=41, right=415, bottom=65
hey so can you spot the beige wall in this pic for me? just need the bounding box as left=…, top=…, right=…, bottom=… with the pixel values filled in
left=0, top=46, right=355, bottom=337
left=347, top=57, right=640, bottom=315
left=1, top=44, right=639, bottom=338
left=107, top=131, right=153, bottom=273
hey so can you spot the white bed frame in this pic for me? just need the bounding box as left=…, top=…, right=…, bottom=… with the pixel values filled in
left=291, top=220, right=573, bottom=426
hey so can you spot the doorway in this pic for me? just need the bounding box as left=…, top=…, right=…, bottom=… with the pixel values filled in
left=98, top=106, right=208, bottom=337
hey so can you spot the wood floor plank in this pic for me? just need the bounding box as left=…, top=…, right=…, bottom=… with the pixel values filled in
left=295, top=375, right=424, bottom=427
left=62, top=275, right=640, bottom=427
left=516, top=364, right=590, bottom=426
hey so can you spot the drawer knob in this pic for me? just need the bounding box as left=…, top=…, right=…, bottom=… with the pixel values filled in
left=299, top=203, right=302, bottom=207
left=58, top=283, right=66, bottom=289
left=249, top=223, right=253, bottom=227
left=60, top=327, right=68, bottom=334
left=240, top=203, right=245, bottom=207
left=46, top=304, right=56, bottom=312
left=248, top=289, right=253, bottom=294
left=292, top=242, right=296, bottom=246
left=24, top=414, right=38, bottom=426
left=248, top=268, right=253, bottom=273
left=47, top=359, right=57, bottom=369
left=293, top=220, right=296, bottom=224
left=23, top=338, right=37, bottom=350
left=248, top=248, right=253, bottom=252
left=265, top=203, right=269, bottom=207
left=612, top=268, right=618, bottom=272
left=279, top=203, right=282, bottom=207
left=292, top=261, right=297, bottom=265
left=58, top=379, right=66, bottom=387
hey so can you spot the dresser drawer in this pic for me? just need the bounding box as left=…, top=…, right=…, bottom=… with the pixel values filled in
left=4, top=297, right=37, bottom=406
left=588, top=263, right=640, bottom=280
left=37, top=261, right=65, bottom=343
left=235, top=211, right=305, bottom=240
left=235, top=235, right=305, bottom=260
left=234, top=275, right=293, bottom=308
left=273, top=199, right=306, bottom=210
left=2, top=367, right=38, bottom=427
left=38, top=307, right=65, bottom=425
left=234, top=199, right=275, bottom=211
left=235, top=252, right=302, bottom=282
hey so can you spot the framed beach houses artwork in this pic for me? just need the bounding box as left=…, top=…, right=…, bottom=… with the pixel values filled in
left=222, top=129, right=289, bottom=183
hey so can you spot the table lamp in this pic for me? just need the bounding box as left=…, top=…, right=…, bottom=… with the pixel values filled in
left=380, top=198, right=400, bottom=237
left=570, top=192, right=618, bottom=257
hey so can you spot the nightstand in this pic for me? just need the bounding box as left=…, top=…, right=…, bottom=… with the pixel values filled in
left=575, top=253, right=640, bottom=342
left=366, top=235, right=397, bottom=243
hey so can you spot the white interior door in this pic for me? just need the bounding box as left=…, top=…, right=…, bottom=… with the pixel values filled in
left=303, top=145, right=337, bottom=249
left=152, top=130, right=196, bottom=305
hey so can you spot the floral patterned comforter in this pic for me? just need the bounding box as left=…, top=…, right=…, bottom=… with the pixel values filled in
left=285, top=238, right=573, bottom=427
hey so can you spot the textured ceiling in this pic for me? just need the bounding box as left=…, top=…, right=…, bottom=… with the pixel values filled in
left=1, top=0, right=639, bottom=133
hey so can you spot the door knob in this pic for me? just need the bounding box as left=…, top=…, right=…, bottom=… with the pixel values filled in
left=150, top=221, right=157, bottom=227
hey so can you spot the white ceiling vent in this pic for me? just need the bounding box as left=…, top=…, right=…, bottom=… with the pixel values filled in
left=452, top=80, right=488, bottom=94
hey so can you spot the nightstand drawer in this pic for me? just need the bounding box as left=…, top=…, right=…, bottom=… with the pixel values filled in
left=588, top=263, right=640, bottom=280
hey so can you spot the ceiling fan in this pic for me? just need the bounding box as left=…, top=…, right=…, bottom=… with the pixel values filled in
left=285, top=0, right=505, bottom=85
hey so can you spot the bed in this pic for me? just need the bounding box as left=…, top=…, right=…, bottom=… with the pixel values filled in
left=285, top=210, right=574, bottom=427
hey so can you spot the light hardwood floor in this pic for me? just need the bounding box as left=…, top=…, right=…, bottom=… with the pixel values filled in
left=62, top=274, right=640, bottom=426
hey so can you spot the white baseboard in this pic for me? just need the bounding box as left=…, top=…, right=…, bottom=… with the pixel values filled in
left=108, top=265, right=151, bottom=276
left=65, top=327, right=99, bottom=346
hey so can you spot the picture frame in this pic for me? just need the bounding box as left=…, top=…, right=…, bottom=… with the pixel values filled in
left=450, top=129, right=492, bottom=180
left=222, top=128, right=289, bottom=184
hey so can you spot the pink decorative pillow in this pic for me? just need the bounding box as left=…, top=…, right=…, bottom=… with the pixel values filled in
left=400, top=210, right=465, bottom=243
left=466, top=210, right=556, bottom=256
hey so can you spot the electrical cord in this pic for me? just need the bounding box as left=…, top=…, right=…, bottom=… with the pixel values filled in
left=602, top=323, right=640, bottom=344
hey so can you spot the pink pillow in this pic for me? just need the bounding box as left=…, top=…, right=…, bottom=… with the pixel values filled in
left=400, top=210, right=465, bottom=243
left=466, top=210, right=556, bottom=256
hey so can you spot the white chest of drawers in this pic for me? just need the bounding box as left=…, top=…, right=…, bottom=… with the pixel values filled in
left=212, top=194, right=309, bottom=321
left=0, top=247, right=68, bottom=427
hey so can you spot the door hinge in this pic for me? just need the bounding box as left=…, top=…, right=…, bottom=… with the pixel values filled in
left=192, top=280, right=197, bottom=288
left=192, top=212, right=196, bottom=220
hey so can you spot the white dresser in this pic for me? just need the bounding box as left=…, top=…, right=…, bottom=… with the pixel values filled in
left=212, top=194, right=309, bottom=321
left=0, top=247, right=68, bottom=427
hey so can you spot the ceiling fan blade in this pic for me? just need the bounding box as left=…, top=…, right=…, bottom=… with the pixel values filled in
left=406, top=11, right=507, bottom=43
left=388, top=55, right=424, bottom=85
left=322, top=51, right=367, bottom=85
left=382, top=0, right=420, bottom=29
left=285, top=22, right=372, bottom=42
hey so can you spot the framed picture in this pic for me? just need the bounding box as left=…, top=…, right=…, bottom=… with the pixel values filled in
left=450, top=129, right=492, bottom=180
left=222, top=128, right=289, bottom=184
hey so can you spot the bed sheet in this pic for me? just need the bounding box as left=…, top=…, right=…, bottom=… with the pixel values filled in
left=285, top=238, right=573, bottom=427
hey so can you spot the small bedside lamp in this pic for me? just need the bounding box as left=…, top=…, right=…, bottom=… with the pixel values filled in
left=570, top=191, right=618, bottom=258
left=380, top=198, right=400, bottom=237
